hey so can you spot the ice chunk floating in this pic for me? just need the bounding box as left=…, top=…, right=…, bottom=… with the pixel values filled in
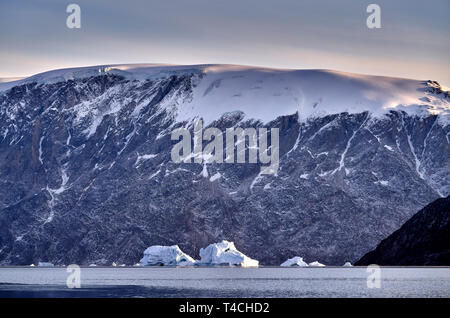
left=343, top=262, right=353, bottom=267
left=37, top=262, right=54, bottom=267
left=280, top=257, right=325, bottom=267
left=308, top=261, right=325, bottom=267
left=280, top=256, right=309, bottom=267
left=198, top=240, right=259, bottom=267
left=140, top=245, right=196, bottom=266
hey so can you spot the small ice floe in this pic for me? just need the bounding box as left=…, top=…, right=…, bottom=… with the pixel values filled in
left=140, top=245, right=196, bottom=266
left=133, top=263, right=141, bottom=267
left=112, top=262, right=117, bottom=267
left=38, top=262, right=54, bottom=267
left=89, top=264, right=97, bottom=267
left=281, top=257, right=326, bottom=267
left=198, top=240, right=259, bottom=267
left=343, top=262, right=353, bottom=267
left=29, top=264, right=35, bottom=267
left=280, top=256, right=308, bottom=267
left=308, top=261, right=325, bottom=267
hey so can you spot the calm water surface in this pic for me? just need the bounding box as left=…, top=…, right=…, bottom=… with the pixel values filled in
left=0, top=267, right=449, bottom=298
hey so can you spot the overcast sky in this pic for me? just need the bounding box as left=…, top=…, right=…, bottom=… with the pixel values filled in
left=1, top=0, right=449, bottom=85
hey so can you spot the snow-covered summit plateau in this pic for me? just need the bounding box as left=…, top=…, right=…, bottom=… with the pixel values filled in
left=1, top=63, right=448, bottom=125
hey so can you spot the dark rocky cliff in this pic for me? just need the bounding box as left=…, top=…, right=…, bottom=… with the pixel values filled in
left=356, top=196, right=449, bottom=266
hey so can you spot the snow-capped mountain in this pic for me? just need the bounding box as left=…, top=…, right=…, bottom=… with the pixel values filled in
left=0, top=64, right=448, bottom=265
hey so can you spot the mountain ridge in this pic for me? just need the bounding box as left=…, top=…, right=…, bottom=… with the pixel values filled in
left=1, top=64, right=448, bottom=125
left=0, top=65, right=448, bottom=265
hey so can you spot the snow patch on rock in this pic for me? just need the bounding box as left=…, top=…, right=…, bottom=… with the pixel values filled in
left=209, top=172, right=221, bottom=182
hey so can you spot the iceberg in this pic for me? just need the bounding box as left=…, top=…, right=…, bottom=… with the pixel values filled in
left=308, top=261, right=325, bottom=267
left=140, top=245, right=196, bottom=266
left=343, top=262, right=353, bottom=267
left=280, top=256, right=308, bottom=267
left=280, top=257, right=326, bottom=267
left=198, top=240, right=259, bottom=267
left=38, top=262, right=54, bottom=267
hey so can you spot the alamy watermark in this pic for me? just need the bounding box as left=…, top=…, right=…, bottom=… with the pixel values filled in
left=366, top=4, right=381, bottom=29
left=66, top=4, right=81, bottom=29
left=366, top=264, right=381, bottom=289
left=66, top=264, right=81, bottom=288
left=171, top=120, right=279, bottom=175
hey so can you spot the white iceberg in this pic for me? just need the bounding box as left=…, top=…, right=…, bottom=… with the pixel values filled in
left=343, top=262, right=353, bottom=267
left=308, top=261, right=325, bottom=267
left=198, top=240, right=259, bottom=267
left=140, top=245, right=196, bottom=266
left=38, top=262, right=54, bottom=267
left=280, top=256, right=308, bottom=267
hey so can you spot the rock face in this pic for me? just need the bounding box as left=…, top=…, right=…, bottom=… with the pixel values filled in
left=356, top=196, right=450, bottom=266
left=198, top=240, right=259, bottom=267
left=0, top=64, right=449, bottom=266
left=140, top=245, right=196, bottom=266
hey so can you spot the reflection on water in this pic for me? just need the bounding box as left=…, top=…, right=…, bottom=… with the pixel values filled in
left=0, top=267, right=449, bottom=298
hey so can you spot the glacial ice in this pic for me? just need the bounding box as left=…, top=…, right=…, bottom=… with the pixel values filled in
left=280, top=256, right=308, bottom=267
left=37, top=262, right=54, bottom=267
left=2, top=64, right=448, bottom=125
left=140, top=245, right=196, bottom=266
left=308, top=261, right=325, bottom=267
left=343, top=262, right=353, bottom=267
left=198, top=240, right=259, bottom=267
left=280, top=257, right=325, bottom=267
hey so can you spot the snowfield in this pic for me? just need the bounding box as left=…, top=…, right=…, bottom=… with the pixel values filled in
left=1, top=64, right=448, bottom=125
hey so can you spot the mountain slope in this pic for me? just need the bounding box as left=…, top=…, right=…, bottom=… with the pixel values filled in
left=355, top=196, right=450, bottom=266
left=0, top=64, right=449, bottom=265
